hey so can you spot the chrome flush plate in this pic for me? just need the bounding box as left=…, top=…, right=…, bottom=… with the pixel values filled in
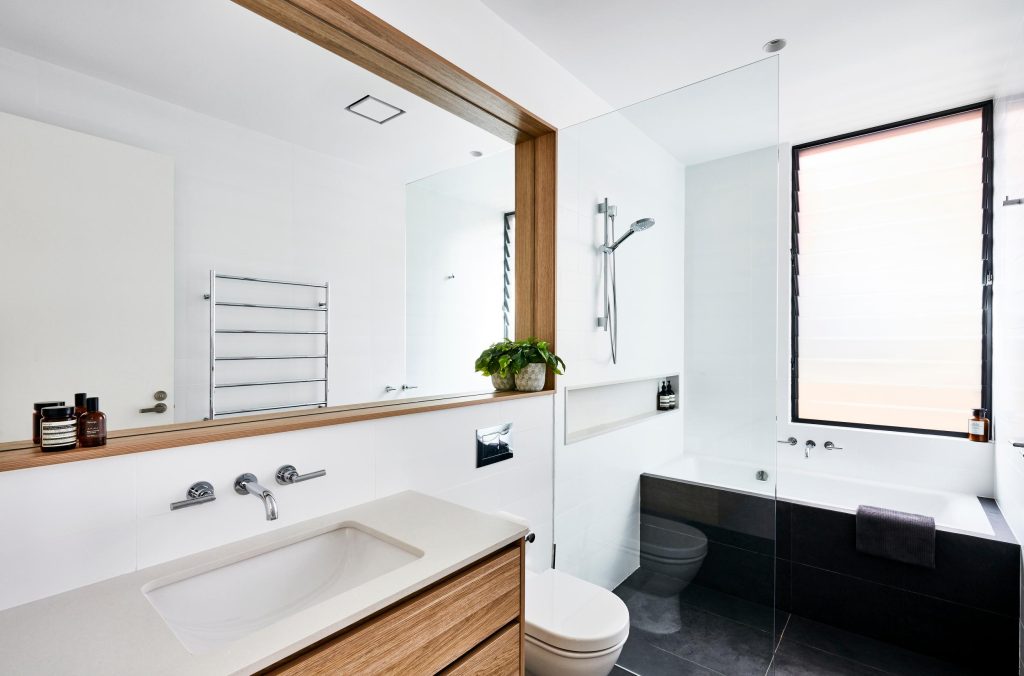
left=476, top=423, right=513, bottom=468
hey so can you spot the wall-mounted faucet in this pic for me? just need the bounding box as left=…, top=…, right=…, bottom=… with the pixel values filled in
left=804, top=440, right=816, bottom=458
left=234, top=473, right=279, bottom=521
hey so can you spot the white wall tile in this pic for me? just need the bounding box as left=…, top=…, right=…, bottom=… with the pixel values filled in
left=0, top=455, right=137, bottom=611
left=2, top=396, right=553, bottom=609
left=554, top=111, right=685, bottom=590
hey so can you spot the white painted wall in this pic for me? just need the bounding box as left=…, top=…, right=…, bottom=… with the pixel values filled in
left=993, top=94, right=1024, bottom=540
left=683, top=147, right=778, bottom=467
left=0, top=46, right=408, bottom=424
left=0, top=112, right=174, bottom=440
left=554, top=111, right=685, bottom=591
left=0, top=394, right=553, bottom=612
left=406, top=150, right=515, bottom=397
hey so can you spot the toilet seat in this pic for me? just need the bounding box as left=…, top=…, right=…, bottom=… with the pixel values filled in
left=639, top=518, right=708, bottom=561
left=525, top=569, right=630, bottom=653
left=524, top=633, right=626, bottom=659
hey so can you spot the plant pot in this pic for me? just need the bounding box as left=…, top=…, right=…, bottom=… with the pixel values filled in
left=514, top=363, right=547, bottom=392
left=491, top=373, right=515, bottom=391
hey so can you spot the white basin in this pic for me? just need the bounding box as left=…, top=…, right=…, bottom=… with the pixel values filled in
left=143, top=524, right=421, bottom=654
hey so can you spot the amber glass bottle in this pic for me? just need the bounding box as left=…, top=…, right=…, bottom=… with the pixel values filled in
left=968, top=408, right=989, bottom=442
left=78, top=397, right=107, bottom=447
left=73, top=392, right=88, bottom=419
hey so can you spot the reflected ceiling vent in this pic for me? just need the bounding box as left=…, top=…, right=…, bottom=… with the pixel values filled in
left=346, top=95, right=405, bottom=124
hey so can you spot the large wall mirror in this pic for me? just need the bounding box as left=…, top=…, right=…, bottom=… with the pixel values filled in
left=0, top=0, right=523, bottom=448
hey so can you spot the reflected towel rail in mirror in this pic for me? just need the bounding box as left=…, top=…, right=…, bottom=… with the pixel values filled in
left=216, top=378, right=327, bottom=388
left=217, top=402, right=328, bottom=416
left=214, top=273, right=328, bottom=289
left=215, top=329, right=327, bottom=335
left=208, top=270, right=329, bottom=420
left=214, top=301, right=327, bottom=312
left=216, top=355, right=327, bottom=361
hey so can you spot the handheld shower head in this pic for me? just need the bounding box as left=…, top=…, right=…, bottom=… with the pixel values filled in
left=630, top=217, right=655, bottom=232
left=603, top=217, right=655, bottom=252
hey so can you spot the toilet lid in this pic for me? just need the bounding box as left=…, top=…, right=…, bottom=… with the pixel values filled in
left=639, top=519, right=708, bottom=560
left=525, top=569, right=630, bottom=653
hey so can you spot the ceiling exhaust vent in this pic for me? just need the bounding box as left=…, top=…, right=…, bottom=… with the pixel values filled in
left=346, top=95, right=405, bottom=124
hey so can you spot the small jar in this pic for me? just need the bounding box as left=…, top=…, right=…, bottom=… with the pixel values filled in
left=40, top=406, right=78, bottom=451
left=32, top=400, right=65, bottom=445
left=968, top=408, right=990, bottom=442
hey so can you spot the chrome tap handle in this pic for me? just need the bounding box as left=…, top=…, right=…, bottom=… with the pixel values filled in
left=384, top=385, right=398, bottom=393
left=170, top=481, right=216, bottom=511
left=140, top=402, right=168, bottom=414
left=777, top=437, right=797, bottom=446
left=275, top=464, right=327, bottom=485
left=401, top=384, right=419, bottom=391
left=823, top=441, right=843, bottom=451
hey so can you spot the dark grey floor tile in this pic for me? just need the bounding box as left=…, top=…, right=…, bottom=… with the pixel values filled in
left=617, top=633, right=718, bottom=675
left=783, top=615, right=975, bottom=676
left=679, top=583, right=776, bottom=632
left=611, top=667, right=635, bottom=676
left=637, top=605, right=774, bottom=676
left=773, top=639, right=887, bottom=676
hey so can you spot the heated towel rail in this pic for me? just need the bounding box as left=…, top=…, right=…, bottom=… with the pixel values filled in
left=206, top=271, right=329, bottom=419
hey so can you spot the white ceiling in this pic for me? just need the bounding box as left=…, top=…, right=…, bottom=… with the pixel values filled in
left=616, top=57, right=779, bottom=166
left=0, top=0, right=511, bottom=183
left=482, top=0, right=1024, bottom=147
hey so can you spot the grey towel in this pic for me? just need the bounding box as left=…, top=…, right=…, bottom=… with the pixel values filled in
left=856, top=505, right=936, bottom=568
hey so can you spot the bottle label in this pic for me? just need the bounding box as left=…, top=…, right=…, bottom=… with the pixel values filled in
left=41, top=420, right=77, bottom=447
left=968, top=420, right=986, bottom=436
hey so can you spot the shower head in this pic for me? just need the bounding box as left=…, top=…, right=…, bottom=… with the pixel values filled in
left=603, top=217, right=655, bottom=252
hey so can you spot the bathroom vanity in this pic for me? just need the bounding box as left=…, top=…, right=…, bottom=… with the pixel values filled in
left=0, top=492, right=527, bottom=675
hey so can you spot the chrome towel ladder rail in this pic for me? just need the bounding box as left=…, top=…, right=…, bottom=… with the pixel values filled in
left=206, top=270, right=329, bottom=419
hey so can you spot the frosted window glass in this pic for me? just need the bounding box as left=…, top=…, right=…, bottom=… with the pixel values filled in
left=794, top=109, right=986, bottom=434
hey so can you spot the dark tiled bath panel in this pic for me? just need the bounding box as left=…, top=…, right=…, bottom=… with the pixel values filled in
left=639, top=473, right=1021, bottom=673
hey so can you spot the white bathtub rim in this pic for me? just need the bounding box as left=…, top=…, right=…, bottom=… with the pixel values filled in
left=648, top=455, right=1008, bottom=541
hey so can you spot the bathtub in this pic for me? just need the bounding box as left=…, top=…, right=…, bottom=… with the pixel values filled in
left=648, top=454, right=998, bottom=538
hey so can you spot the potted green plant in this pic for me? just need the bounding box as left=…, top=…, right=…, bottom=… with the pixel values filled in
left=474, top=339, right=517, bottom=391
left=507, top=337, right=565, bottom=392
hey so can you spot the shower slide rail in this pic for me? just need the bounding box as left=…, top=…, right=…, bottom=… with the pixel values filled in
left=206, top=270, right=329, bottom=419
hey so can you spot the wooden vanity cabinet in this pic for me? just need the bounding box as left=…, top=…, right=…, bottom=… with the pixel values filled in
left=265, top=539, right=525, bottom=675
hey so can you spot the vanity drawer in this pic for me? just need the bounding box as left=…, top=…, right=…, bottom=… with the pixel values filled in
left=441, top=622, right=520, bottom=676
left=267, top=543, right=521, bottom=675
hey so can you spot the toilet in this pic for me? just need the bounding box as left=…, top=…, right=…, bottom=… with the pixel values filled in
left=638, top=515, right=708, bottom=596
left=524, top=569, right=630, bottom=676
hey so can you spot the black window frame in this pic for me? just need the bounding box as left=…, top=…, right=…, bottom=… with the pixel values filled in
left=790, top=101, right=994, bottom=438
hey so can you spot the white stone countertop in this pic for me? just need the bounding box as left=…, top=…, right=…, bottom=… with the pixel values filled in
left=0, top=491, right=527, bottom=675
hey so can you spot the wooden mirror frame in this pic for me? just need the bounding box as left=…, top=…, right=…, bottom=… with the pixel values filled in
left=0, top=0, right=556, bottom=473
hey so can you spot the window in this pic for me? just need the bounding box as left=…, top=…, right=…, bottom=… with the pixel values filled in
left=791, top=103, right=993, bottom=436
